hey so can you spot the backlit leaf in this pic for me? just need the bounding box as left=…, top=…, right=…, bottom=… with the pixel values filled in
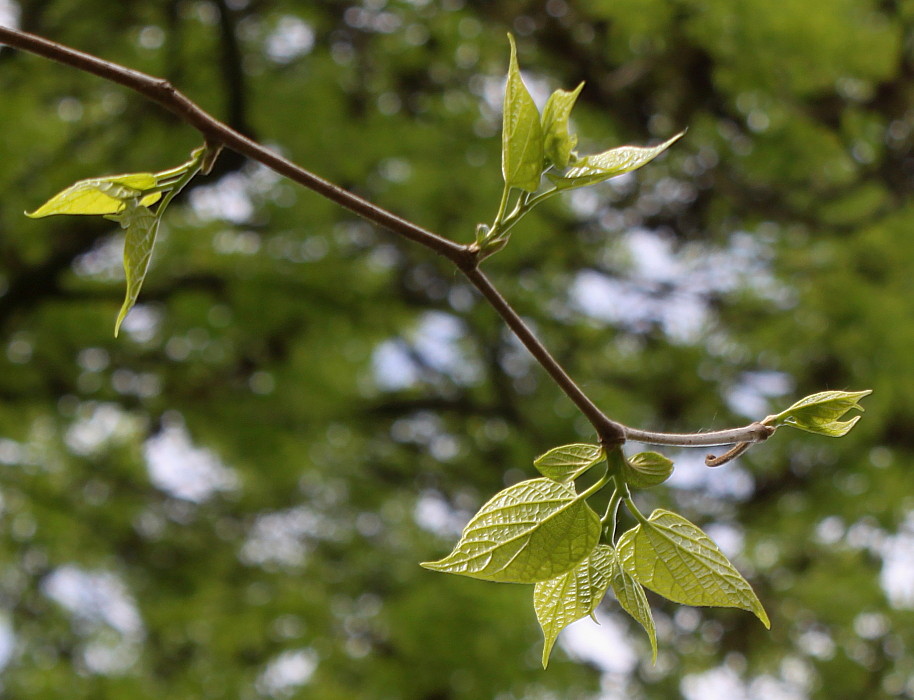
left=26, top=173, right=160, bottom=217
left=542, top=83, right=583, bottom=169
left=623, top=451, right=674, bottom=489
left=533, top=443, right=603, bottom=482
left=113, top=199, right=160, bottom=337
left=609, top=548, right=657, bottom=662
left=535, top=544, right=612, bottom=668
left=421, top=477, right=600, bottom=583
left=548, top=132, right=684, bottom=191
left=769, top=389, right=871, bottom=437
left=502, top=35, right=544, bottom=192
left=617, top=509, right=769, bottom=628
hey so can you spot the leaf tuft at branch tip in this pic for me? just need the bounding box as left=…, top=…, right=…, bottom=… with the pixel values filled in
left=769, top=389, right=872, bottom=437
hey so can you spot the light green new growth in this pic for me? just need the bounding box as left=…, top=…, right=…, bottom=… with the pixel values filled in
left=548, top=131, right=685, bottom=191
left=535, top=544, right=613, bottom=668
left=542, top=82, right=584, bottom=170
left=617, top=509, right=770, bottom=629
left=25, top=173, right=161, bottom=217
left=25, top=147, right=210, bottom=335
left=623, top=451, right=674, bottom=489
left=420, top=477, right=601, bottom=583
left=767, top=389, right=872, bottom=437
left=533, top=443, right=603, bottom=482
left=113, top=200, right=160, bottom=336
left=501, top=34, right=543, bottom=194
left=19, top=29, right=873, bottom=672
left=609, top=547, right=657, bottom=662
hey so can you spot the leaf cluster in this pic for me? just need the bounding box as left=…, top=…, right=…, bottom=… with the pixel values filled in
left=25, top=148, right=211, bottom=335
left=474, top=34, right=683, bottom=259
left=423, top=441, right=772, bottom=666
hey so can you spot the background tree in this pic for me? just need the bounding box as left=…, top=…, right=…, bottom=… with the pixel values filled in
left=0, top=1, right=911, bottom=698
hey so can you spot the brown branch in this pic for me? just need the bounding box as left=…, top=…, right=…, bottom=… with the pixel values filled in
left=0, top=25, right=779, bottom=452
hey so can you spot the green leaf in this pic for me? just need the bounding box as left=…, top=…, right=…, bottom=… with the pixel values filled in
left=502, top=35, right=544, bottom=193
left=768, top=389, right=872, bottom=437
left=535, top=544, right=612, bottom=668
left=113, top=199, right=160, bottom=337
left=26, top=173, right=161, bottom=217
left=533, top=443, right=603, bottom=482
left=421, top=477, right=601, bottom=583
left=548, top=131, right=684, bottom=191
left=622, top=451, right=674, bottom=489
left=617, top=509, right=770, bottom=629
left=609, top=547, right=657, bottom=663
left=541, top=83, right=583, bottom=170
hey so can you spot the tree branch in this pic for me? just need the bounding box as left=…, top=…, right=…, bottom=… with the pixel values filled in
left=624, top=422, right=775, bottom=448
left=459, top=265, right=625, bottom=444
left=0, top=25, right=469, bottom=266
left=0, top=24, right=777, bottom=457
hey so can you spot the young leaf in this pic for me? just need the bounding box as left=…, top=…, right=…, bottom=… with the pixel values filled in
left=533, top=443, right=603, bottom=482
left=421, top=477, right=601, bottom=584
left=541, top=82, right=584, bottom=169
left=609, top=547, right=657, bottom=662
left=548, top=131, right=684, bottom=191
left=617, top=509, right=770, bottom=629
left=26, top=173, right=161, bottom=217
left=768, top=389, right=871, bottom=437
left=622, top=451, right=674, bottom=489
left=113, top=199, right=160, bottom=337
left=502, top=35, right=544, bottom=193
left=535, top=544, right=612, bottom=668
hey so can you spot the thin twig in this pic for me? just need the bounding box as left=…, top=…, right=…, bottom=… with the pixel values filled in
left=0, top=26, right=469, bottom=265
left=0, top=25, right=777, bottom=452
left=705, top=442, right=752, bottom=467
left=459, top=265, right=626, bottom=444
left=625, top=421, right=775, bottom=448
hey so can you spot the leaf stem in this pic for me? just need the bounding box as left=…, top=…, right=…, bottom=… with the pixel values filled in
left=491, top=184, right=512, bottom=231
left=624, top=495, right=649, bottom=525
left=602, top=487, right=623, bottom=542
left=579, top=469, right=611, bottom=500
left=154, top=152, right=202, bottom=217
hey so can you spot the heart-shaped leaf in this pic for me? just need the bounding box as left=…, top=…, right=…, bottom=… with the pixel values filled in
left=533, top=443, right=603, bottom=482
left=421, top=477, right=600, bottom=583
left=618, top=509, right=769, bottom=628
left=622, top=451, right=674, bottom=489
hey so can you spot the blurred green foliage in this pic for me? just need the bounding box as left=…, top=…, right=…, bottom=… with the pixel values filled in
left=1, top=1, right=914, bottom=698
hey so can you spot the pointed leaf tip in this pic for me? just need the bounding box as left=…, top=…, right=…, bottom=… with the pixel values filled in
left=542, top=82, right=584, bottom=169
left=609, top=547, right=658, bottom=662
left=770, top=389, right=871, bottom=437
left=548, top=130, right=685, bottom=192
left=112, top=200, right=160, bottom=337
left=618, top=509, right=769, bottom=630
left=535, top=545, right=613, bottom=667
left=26, top=173, right=159, bottom=218
left=502, top=34, right=544, bottom=193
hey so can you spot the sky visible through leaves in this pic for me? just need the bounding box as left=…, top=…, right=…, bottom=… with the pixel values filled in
left=2, top=1, right=914, bottom=698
